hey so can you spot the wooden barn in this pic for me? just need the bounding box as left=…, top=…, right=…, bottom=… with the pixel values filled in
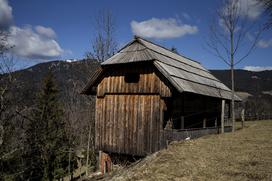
left=82, top=36, right=240, bottom=157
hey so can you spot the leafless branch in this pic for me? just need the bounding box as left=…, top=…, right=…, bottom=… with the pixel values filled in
left=86, top=10, right=118, bottom=62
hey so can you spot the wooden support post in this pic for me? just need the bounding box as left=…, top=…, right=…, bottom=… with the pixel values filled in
left=99, top=151, right=112, bottom=175
left=68, top=148, right=72, bottom=180
left=181, top=116, right=184, bottom=129
left=221, top=100, right=225, bottom=133
left=215, top=118, right=217, bottom=127
left=203, top=118, right=206, bottom=128
left=241, top=109, right=245, bottom=129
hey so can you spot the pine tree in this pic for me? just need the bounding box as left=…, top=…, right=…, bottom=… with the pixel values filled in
left=23, top=72, right=68, bottom=181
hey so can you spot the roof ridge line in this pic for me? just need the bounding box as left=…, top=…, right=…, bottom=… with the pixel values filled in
left=135, top=36, right=202, bottom=65
left=138, top=40, right=211, bottom=74
left=119, top=47, right=148, bottom=53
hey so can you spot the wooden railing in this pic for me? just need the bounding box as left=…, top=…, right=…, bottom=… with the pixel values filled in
left=244, top=114, right=272, bottom=121
left=160, top=126, right=232, bottom=149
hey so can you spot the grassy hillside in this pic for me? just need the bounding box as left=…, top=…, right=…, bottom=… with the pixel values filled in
left=106, top=121, right=272, bottom=181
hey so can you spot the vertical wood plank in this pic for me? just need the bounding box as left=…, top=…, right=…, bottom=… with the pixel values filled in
left=221, top=99, right=225, bottom=133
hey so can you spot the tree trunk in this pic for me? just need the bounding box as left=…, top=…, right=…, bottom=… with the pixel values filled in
left=230, top=30, right=235, bottom=132
left=86, top=123, right=91, bottom=176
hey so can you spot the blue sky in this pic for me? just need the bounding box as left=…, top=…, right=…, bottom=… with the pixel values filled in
left=1, top=0, right=271, bottom=70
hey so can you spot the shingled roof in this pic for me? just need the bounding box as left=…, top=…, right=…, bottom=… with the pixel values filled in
left=82, top=36, right=240, bottom=101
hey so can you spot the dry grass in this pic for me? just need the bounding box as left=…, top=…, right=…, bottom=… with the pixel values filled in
left=105, top=120, right=272, bottom=181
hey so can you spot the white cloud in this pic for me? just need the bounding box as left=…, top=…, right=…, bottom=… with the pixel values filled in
left=8, top=26, right=63, bottom=60
left=131, top=18, right=198, bottom=39
left=0, top=0, right=63, bottom=60
left=257, top=39, right=272, bottom=48
left=223, top=0, right=263, bottom=20
left=244, top=66, right=272, bottom=72
left=0, top=0, right=13, bottom=29
left=238, top=0, right=263, bottom=19
left=35, top=25, right=56, bottom=38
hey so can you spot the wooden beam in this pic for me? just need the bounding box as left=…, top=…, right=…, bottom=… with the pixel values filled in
left=203, top=118, right=206, bottom=128
left=241, top=109, right=245, bottom=129
left=221, top=100, right=225, bottom=133
left=181, top=116, right=184, bottom=129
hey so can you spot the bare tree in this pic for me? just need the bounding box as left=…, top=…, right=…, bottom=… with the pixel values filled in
left=86, top=10, right=118, bottom=62
left=0, top=30, right=13, bottom=148
left=85, top=10, right=118, bottom=176
left=0, top=30, right=24, bottom=179
left=207, top=0, right=263, bottom=132
left=258, top=0, right=272, bottom=28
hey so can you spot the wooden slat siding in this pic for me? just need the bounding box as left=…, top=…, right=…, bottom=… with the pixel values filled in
left=142, top=96, right=146, bottom=154
left=100, top=97, right=103, bottom=150
left=94, top=65, right=172, bottom=156
left=110, top=95, right=114, bottom=152
left=160, top=99, right=167, bottom=149
left=99, top=98, right=102, bottom=150
left=153, top=96, right=157, bottom=152
left=112, top=95, right=117, bottom=151
left=137, top=96, right=142, bottom=155
left=144, top=96, right=149, bottom=154
left=119, top=96, right=124, bottom=153
left=155, top=97, right=160, bottom=151
left=96, top=66, right=171, bottom=98
left=109, top=95, right=112, bottom=151
left=131, top=96, right=135, bottom=153
left=125, top=96, right=129, bottom=153
left=149, top=96, right=153, bottom=152
left=97, top=99, right=101, bottom=149
left=102, top=97, right=106, bottom=150
left=96, top=95, right=162, bottom=156
left=104, top=96, right=108, bottom=151
left=106, top=96, right=108, bottom=150
left=147, top=96, right=151, bottom=154
left=129, top=96, right=133, bottom=153
left=116, top=96, right=120, bottom=153
left=141, top=96, right=145, bottom=155
left=133, top=96, right=138, bottom=155
left=98, top=98, right=101, bottom=150
left=95, top=98, right=100, bottom=149
left=128, top=95, right=132, bottom=154
left=115, top=95, right=119, bottom=151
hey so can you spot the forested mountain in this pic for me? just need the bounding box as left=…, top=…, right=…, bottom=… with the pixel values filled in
left=211, top=69, right=272, bottom=95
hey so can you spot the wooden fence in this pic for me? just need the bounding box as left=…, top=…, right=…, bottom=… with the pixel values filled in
left=244, top=114, right=272, bottom=121
left=160, top=126, right=232, bottom=149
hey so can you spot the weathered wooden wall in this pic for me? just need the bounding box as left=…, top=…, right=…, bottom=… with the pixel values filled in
left=95, top=64, right=171, bottom=156
left=96, top=65, right=171, bottom=98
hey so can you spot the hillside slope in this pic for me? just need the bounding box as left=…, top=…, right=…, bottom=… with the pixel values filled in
left=106, top=121, right=272, bottom=181
left=9, top=60, right=100, bottom=105
left=210, top=69, right=272, bottom=95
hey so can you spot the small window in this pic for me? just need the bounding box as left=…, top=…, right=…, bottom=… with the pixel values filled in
left=124, top=73, right=140, bottom=83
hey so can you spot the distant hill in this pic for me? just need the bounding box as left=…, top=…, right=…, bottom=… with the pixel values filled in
left=210, top=69, right=272, bottom=95
left=7, top=60, right=100, bottom=105
left=3, top=61, right=272, bottom=103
